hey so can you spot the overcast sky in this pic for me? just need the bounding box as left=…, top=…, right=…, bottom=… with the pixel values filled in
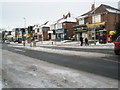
left=0, top=0, right=120, bottom=30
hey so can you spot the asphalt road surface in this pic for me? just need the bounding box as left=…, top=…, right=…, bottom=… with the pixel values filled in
left=1, top=43, right=120, bottom=80
left=40, top=46, right=114, bottom=54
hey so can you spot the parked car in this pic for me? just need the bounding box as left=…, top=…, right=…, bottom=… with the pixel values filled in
left=114, top=36, right=120, bottom=55
left=5, top=40, right=10, bottom=44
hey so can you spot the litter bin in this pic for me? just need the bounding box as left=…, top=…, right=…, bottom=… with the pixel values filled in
left=33, top=41, right=36, bottom=47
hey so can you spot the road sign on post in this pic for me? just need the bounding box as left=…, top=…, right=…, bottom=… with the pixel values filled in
left=28, top=26, right=33, bottom=47
left=53, top=30, right=56, bottom=45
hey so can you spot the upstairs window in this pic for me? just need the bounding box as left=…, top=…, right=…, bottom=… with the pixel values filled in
left=92, top=14, right=101, bottom=23
left=78, top=18, right=84, bottom=25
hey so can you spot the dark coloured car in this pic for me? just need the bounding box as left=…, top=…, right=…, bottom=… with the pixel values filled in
left=114, top=36, right=120, bottom=55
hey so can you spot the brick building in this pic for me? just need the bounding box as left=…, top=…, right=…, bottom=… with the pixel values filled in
left=42, top=26, right=50, bottom=41
left=33, top=24, right=50, bottom=41
left=74, top=4, right=120, bottom=41
left=12, top=28, right=23, bottom=43
left=50, top=12, right=77, bottom=41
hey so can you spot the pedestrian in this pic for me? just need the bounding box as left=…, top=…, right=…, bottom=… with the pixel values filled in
left=80, top=37, right=83, bottom=46
left=85, top=38, right=89, bottom=46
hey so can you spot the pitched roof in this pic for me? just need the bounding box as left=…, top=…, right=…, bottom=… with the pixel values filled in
left=59, top=17, right=76, bottom=23
left=81, top=4, right=120, bottom=17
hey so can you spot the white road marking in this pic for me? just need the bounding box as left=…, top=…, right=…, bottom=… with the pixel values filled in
left=103, top=58, right=120, bottom=63
left=14, top=49, right=26, bottom=52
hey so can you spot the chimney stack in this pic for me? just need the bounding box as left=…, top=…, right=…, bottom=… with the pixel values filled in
left=68, top=12, right=71, bottom=17
left=63, top=14, right=65, bottom=19
left=91, top=4, right=95, bottom=10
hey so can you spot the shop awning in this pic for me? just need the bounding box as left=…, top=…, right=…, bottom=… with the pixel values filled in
left=86, top=22, right=106, bottom=28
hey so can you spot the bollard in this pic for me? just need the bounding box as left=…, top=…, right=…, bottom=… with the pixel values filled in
left=23, top=41, right=25, bottom=46
left=52, top=42, right=53, bottom=45
left=30, top=42, right=32, bottom=47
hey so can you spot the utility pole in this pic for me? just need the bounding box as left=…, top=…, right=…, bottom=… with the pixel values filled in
left=93, top=0, right=96, bottom=45
left=54, top=23, right=57, bottom=45
left=23, top=17, right=26, bottom=46
left=23, top=17, right=26, bottom=28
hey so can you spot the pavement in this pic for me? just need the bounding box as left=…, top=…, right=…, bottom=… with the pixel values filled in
left=2, top=49, right=118, bottom=88
left=9, top=41, right=114, bottom=49
left=1, top=41, right=119, bottom=88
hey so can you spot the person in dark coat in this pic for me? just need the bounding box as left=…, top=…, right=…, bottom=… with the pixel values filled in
left=85, top=38, right=89, bottom=46
left=80, top=37, right=83, bottom=46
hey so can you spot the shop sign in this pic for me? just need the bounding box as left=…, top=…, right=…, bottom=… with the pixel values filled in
left=26, top=34, right=30, bottom=38
left=56, top=29, right=64, bottom=33
left=48, top=31, right=53, bottom=33
left=37, top=32, right=42, bottom=35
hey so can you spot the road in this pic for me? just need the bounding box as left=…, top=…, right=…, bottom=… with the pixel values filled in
left=41, top=46, right=114, bottom=54
left=1, top=43, right=119, bottom=80
left=40, top=46, right=120, bottom=62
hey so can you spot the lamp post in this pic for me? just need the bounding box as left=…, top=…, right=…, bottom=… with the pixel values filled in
left=93, top=14, right=96, bottom=45
left=23, top=17, right=26, bottom=46
left=93, top=1, right=96, bottom=45
left=23, top=17, right=26, bottom=28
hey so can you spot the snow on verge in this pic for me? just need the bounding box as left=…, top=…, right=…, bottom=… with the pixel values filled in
left=12, top=45, right=113, bottom=58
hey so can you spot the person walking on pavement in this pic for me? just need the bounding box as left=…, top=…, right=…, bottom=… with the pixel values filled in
left=80, top=37, right=83, bottom=46
left=85, top=38, right=89, bottom=46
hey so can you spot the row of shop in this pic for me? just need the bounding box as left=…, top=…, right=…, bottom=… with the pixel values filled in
left=74, top=22, right=106, bottom=40
left=73, top=4, right=120, bottom=43
left=5, top=4, right=120, bottom=44
left=74, top=21, right=116, bottom=43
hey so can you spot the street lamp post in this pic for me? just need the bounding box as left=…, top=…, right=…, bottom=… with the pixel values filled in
left=93, top=1, right=96, bottom=45
left=23, top=17, right=26, bottom=28
left=23, top=17, right=26, bottom=46
left=94, top=17, right=96, bottom=45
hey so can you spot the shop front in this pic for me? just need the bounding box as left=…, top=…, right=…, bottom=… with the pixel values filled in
left=86, top=22, right=106, bottom=40
left=37, top=32, right=42, bottom=41
left=73, top=25, right=87, bottom=40
left=55, top=29, right=67, bottom=41
left=48, top=30, right=53, bottom=40
left=26, top=34, right=31, bottom=43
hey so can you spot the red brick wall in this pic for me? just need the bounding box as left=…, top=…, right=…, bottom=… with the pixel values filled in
left=104, top=13, right=120, bottom=33
left=42, top=27, right=50, bottom=41
left=63, top=22, right=77, bottom=39
left=85, top=16, right=92, bottom=24
left=94, top=5, right=106, bottom=14
left=76, top=19, right=79, bottom=25
left=83, top=12, right=120, bottom=33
